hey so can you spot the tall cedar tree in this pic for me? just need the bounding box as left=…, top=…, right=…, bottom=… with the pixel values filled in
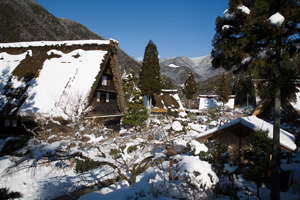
left=211, top=1, right=300, bottom=199
left=217, top=73, right=231, bottom=113
left=184, top=71, right=197, bottom=111
left=139, top=40, right=161, bottom=115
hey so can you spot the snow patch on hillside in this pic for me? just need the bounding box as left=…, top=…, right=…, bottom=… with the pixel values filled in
left=168, top=64, right=180, bottom=68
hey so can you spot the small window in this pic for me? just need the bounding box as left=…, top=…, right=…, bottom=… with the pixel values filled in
left=4, top=119, right=10, bottom=127
left=102, top=75, right=107, bottom=86
left=97, top=92, right=101, bottom=102
left=106, top=93, right=109, bottom=102
left=12, top=120, right=17, bottom=127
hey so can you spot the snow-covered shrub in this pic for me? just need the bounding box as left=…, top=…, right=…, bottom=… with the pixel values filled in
left=189, top=140, right=209, bottom=160
left=205, top=140, right=234, bottom=178
left=170, top=155, right=219, bottom=199
left=0, top=136, right=30, bottom=157
left=171, top=121, right=182, bottom=131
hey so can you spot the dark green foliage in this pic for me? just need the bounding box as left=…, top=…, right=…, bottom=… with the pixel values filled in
left=122, top=71, right=139, bottom=105
left=0, top=137, right=29, bottom=157
left=183, top=71, right=197, bottom=100
left=139, top=40, right=161, bottom=97
left=227, top=71, right=253, bottom=106
left=75, top=157, right=101, bottom=174
left=211, top=0, right=300, bottom=100
left=207, top=106, right=221, bottom=122
left=197, top=72, right=253, bottom=106
left=0, top=187, right=22, bottom=200
left=109, top=146, right=126, bottom=160
left=161, top=75, right=175, bottom=89
left=122, top=87, right=148, bottom=128
left=167, top=108, right=179, bottom=118
left=244, top=129, right=273, bottom=197
left=127, top=145, right=138, bottom=154
left=211, top=2, right=300, bottom=197
left=122, top=71, right=148, bottom=127
left=216, top=73, right=231, bottom=110
left=205, top=141, right=231, bottom=177
left=109, top=149, right=121, bottom=160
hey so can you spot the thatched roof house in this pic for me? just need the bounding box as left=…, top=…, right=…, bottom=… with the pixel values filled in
left=151, top=90, right=185, bottom=115
left=0, top=39, right=126, bottom=135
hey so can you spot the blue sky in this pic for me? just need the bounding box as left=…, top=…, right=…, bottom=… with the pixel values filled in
left=35, top=0, right=229, bottom=60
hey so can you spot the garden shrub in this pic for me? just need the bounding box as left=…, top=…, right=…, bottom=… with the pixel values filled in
left=0, top=137, right=30, bottom=157
left=75, top=157, right=101, bottom=174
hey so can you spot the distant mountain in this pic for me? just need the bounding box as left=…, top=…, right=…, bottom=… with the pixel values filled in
left=0, top=0, right=141, bottom=76
left=159, top=55, right=225, bottom=86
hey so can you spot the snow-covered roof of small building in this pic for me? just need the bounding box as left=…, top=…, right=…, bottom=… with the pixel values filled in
left=199, top=95, right=236, bottom=110
left=0, top=39, right=123, bottom=119
left=194, top=115, right=297, bottom=152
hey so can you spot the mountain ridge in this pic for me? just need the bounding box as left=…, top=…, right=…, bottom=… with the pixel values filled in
left=0, top=0, right=141, bottom=77
left=0, top=0, right=223, bottom=85
left=159, top=54, right=225, bottom=86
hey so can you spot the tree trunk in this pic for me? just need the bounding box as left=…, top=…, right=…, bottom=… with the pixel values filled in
left=271, top=35, right=282, bottom=200
left=271, top=89, right=281, bottom=200
left=146, top=95, right=152, bottom=116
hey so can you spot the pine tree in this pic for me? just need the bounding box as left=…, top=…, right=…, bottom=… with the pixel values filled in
left=211, top=2, right=300, bottom=198
left=216, top=73, right=231, bottom=113
left=183, top=71, right=197, bottom=112
left=245, top=129, right=273, bottom=198
left=139, top=40, right=161, bottom=115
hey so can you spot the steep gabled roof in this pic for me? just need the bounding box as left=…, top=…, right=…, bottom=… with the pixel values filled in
left=0, top=39, right=124, bottom=119
left=152, top=89, right=185, bottom=113
left=194, top=115, right=297, bottom=152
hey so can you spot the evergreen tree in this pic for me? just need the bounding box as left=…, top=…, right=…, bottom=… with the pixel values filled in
left=245, top=129, right=273, bottom=198
left=216, top=72, right=231, bottom=113
left=122, top=72, right=148, bottom=128
left=139, top=40, right=161, bottom=115
left=183, top=71, right=197, bottom=112
left=161, top=75, right=175, bottom=89
left=211, top=1, right=300, bottom=198
left=122, top=71, right=138, bottom=105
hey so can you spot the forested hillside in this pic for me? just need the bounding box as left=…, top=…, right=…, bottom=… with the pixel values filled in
left=0, top=0, right=141, bottom=76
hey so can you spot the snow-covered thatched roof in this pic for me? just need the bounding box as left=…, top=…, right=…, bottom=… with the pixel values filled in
left=152, top=89, right=185, bottom=113
left=194, top=115, right=297, bottom=152
left=0, top=39, right=124, bottom=119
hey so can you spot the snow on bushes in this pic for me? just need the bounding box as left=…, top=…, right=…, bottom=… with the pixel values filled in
left=173, top=155, right=219, bottom=190
left=189, top=140, right=208, bottom=154
left=171, top=121, right=182, bottom=131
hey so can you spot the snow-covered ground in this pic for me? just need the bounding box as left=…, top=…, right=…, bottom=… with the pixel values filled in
left=0, top=115, right=299, bottom=200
